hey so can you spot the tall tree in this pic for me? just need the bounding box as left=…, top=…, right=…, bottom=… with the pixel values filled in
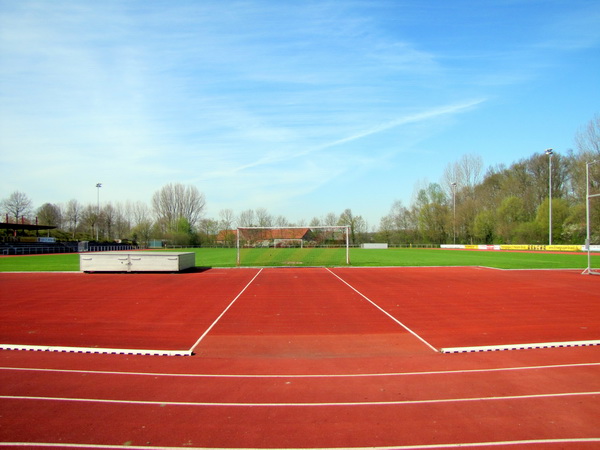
left=443, top=154, right=484, bottom=200
left=255, top=208, right=273, bottom=227
left=1, top=191, right=33, bottom=222
left=238, top=209, right=256, bottom=227
left=65, top=199, right=82, bottom=238
left=37, top=203, right=62, bottom=227
left=414, top=183, right=449, bottom=244
left=219, top=209, right=236, bottom=231
left=338, top=208, right=358, bottom=243
left=152, top=183, right=206, bottom=230
left=575, top=114, right=600, bottom=156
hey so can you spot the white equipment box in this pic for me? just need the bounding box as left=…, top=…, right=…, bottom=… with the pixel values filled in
left=80, top=252, right=195, bottom=272
left=361, top=243, right=388, bottom=249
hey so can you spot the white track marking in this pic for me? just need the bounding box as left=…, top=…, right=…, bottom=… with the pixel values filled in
left=0, top=345, right=190, bottom=357
left=188, top=268, right=263, bottom=353
left=2, top=439, right=600, bottom=449
left=325, top=268, right=438, bottom=352
left=2, top=391, right=597, bottom=407
left=442, top=340, right=600, bottom=353
left=1, top=362, right=598, bottom=379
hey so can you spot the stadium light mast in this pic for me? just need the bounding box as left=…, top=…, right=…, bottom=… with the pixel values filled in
left=545, top=149, right=553, bottom=245
left=96, top=183, right=102, bottom=241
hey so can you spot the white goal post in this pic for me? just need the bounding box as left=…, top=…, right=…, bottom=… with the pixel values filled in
left=583, top=160, right=600, bottom=275
left=236, top=226, right=350, bottom=266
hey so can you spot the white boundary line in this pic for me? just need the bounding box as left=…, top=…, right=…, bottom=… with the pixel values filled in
left=187, top=268, right=263, bottom=354
left=325, top=268, right=438, bottom=352
left=1, top=438, right=600, bottom=449
left=1, top=390, right=598, bottom=407
left=442, top=339, right=600, bottom=353
left=0, top=344, right=190, bottom=357
left=1, top=361, right=599, bottom=378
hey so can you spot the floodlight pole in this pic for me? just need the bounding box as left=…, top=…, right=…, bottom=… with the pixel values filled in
left=545, top=149, right=553, bottom=245
left=95, top=183, right=102, bottom=241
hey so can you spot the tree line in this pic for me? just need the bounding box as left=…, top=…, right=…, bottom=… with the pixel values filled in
left=2, top=115, right=599, bottom=247
left=376, top=115, right=600, bottom=246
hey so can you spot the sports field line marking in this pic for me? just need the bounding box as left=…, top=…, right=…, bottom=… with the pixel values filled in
left=2, top=438, right=600, bottom=450
left=187, top=268, right=263, bottom=354
left=325, top=268, right=438, bottom=353
left=0, top=344, right=191, bottom=357
left=442, top=339, right=600, bottom=353
left=1, top=390, right=598, bottom=407
left=2, top=361, right=598, bottom=379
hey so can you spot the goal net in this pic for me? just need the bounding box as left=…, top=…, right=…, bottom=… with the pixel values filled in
left=236, top=226, right=350, bottom=266
left=583, top=160, right=600, bottom=275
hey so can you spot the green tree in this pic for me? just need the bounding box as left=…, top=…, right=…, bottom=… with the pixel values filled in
left=535, top=198, right=570, bottom=244
left=414, top=183, right=449, bottom=244
left=496, top=196, right=525, bottom=243
left=37, top=203, right=62, bottom=227
left=473, top=210, right=495, bottom=244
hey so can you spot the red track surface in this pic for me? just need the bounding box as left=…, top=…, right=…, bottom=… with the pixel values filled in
left=1, top=267, right=598, bottom=449
left=330, top=267, right=600, bottom=349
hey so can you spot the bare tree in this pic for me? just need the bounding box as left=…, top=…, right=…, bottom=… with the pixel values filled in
left=255, top=207, right=273, bottom=227
left=238, top=209, right=256, bottom=227
left=130, top=201, right=152, bottom=227
left=309, top=216, right=322, bottom=226
left=575, top=114, right=600, bottom=156
left=1, top=191, right=33, bottom=222
left=338, top=208, right=358, bottom=243
left=219, top=208, right=236, bottom=231
left=65, top=199, right=82, bottom=238
left=443, top=154, right=483, bottom=199
left=274, top=215, right=289, bottom=227
left=152, top=183, right=206, bottom=230
left=80, top=204, right=99, bottom=238
left=323, top=212, right=338, bottom=226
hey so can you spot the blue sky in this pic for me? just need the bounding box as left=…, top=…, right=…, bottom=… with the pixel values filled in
left=1, top=0, right=599, bottom=227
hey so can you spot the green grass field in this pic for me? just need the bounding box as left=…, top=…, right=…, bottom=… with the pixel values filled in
left=0, top=248, right=597, bottom=271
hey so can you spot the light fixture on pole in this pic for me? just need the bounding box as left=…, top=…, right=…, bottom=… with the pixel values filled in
left=545, top=149, right=553, bottom=246
left=96, top=183, right=102, bottom=241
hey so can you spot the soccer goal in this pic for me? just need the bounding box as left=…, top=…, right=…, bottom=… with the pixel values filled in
left=583, top=160, right=600, bottom=275
left=236, top=226, right=350, bottom=266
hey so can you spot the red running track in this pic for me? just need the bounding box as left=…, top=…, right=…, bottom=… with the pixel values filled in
left=0, top=267, right=599, bottom=448
left=0, top=270, right=260, bottom=352
left=330, top=266, right=600, bottom=350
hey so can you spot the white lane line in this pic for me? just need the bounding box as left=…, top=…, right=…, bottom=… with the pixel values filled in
left=325, top=268, right=438, bottom=352
left=2, top=438, right=600, bottom=449
left=2, top=391, right=597, bottom=407
left=1, top=362, right=598, bottom=379
left=188, top=268, right=263, bottom=353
